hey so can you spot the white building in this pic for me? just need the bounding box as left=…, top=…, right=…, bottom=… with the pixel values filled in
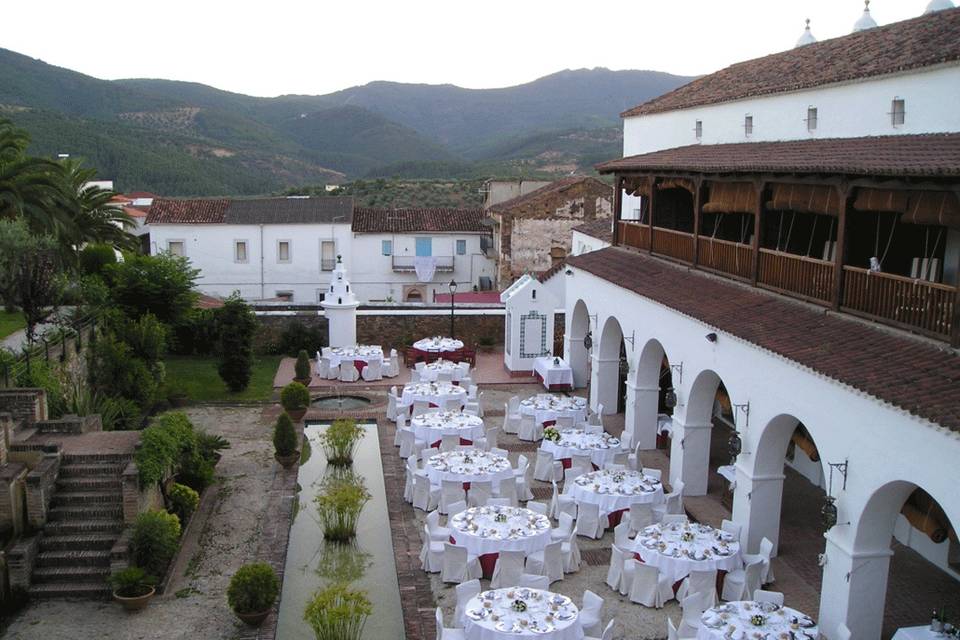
left=569, top=6, right=960, bottom=639
left=570, top=218, right=613, bottom=257
left=349, top=207, right=496, bottom=303
left=500, top=274, right=557, bottom=374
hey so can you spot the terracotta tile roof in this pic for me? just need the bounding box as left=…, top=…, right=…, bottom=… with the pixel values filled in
left=224, top=197, right=353, bottom=224
left=572, top=218, right=614, bottom=243
left=623, top=8, right=960, bottom=117
left=146, top=198, right=229, bottom=224
left=121, top=206, right=147, bottom=219
left=566, top=247, right=960, bottom=432
left=488, top=176, right=611, bottom=213
left=596, top=134, right=960, bottom=178
left=351, top=208, right=487, bottom=233
left=537, top=261, right=567, bottom=283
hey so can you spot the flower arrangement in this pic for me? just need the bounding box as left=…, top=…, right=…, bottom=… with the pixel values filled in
left=494, top=513, right=508, bottom=523
left=462, top=454, right=473, bottom=464
left=750, top=614, right=766, bottom=627
left=511, top=600, right=528, bottom=613
left=543, top=427, right=561, bottom=443
left=681, top=531, right=695, bottom=542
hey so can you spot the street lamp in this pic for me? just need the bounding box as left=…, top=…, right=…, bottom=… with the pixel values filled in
left=448, top=279, right=458, bottom=338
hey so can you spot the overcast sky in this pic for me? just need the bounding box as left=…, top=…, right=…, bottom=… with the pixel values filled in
left=3, top=0, right=941, bottom=97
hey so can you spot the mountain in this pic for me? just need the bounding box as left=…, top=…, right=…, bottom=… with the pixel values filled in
left=0, top=47, right=693, bottom=195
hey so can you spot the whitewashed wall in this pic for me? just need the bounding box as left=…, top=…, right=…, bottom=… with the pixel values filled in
left=571, top=229, right=611, bottom=257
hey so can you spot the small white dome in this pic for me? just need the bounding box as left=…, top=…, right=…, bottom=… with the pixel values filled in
left=853, top=0, right=878, bottom=32
left=924, top=0, right=955, bottom=13
left=796, top=19, right=818, bottom=47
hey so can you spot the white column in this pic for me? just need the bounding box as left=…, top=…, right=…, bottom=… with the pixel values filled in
left=731, top=465, right=786, bottom=554
left=590, top=353, right=619, bottom=415
left=564, top=336, right=589, bottom=388
left=624, top=382, right=659, bottom=450
left=669, top=420, right=712, bottom=496
left=818, top=534, right=893, bottom=640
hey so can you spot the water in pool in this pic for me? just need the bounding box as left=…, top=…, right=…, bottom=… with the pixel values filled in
left=276, top=421, right=403, bottom=639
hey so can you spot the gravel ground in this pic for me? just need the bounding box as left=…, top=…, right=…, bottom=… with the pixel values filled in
left=3, top=406, right=275, bottom=640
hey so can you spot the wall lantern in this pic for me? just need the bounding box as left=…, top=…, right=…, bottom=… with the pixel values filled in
left=565, top=268, right=574, bottom=276
left=583, top=331, right=593, bottom=351
left=728, top=431, right=743, bottom=463
left=822, top=459, right=850, bottom=532
left=705, top=332, right=718, bottom=343
left=664, top=387, right=678, bottom=409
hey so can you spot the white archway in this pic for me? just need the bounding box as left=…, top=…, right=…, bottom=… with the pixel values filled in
left=625, top=338, right=671, bottom=450
left=591, top=315, right=625, bottom=416
left=566, top=299, right=591, bottom=388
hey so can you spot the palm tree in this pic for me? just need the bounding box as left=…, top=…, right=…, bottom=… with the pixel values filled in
left=60, top=158, right=136, bottom=254
left=0, top=119, right=69, bottom=235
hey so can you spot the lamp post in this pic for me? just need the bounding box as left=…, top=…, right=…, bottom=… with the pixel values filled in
left=448, top=279, right=458, bottom=339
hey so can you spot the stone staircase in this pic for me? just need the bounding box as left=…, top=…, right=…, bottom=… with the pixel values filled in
left=29, top=452, right=131, bottom=599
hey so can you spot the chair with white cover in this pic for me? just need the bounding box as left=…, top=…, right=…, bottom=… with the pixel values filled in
left=437, top=370, right=454, bottom=384
left=628, top=561, right=674, bottom=608
left=721, top=519, right=742, bottom=541
left=412, top=400, right=431, bottom=417
left=440, top=433, right=461, bottom=453
left=453, top=579, right=481, bottom=628
left=753, top=589, right=784, bottom=606
left=426, top=510, right=451, bottom=541
left=502, top=403, right=520, bottom=434
left=489, top=447, right=509, bottom=459
left=526, top=501, right=548, bottom=515
left=585, top=423, right=604, bottom=436
left=467, top=480, right=493, bottom=508
left=551, top=511, right=575, bottom=541
left=560, top=530, right=581, bottom=573
left=575, top=502, right=605, bottom=539
left=410, top=369, right=422, bottom=383
left=481, top=425, right=499, bottom=451
left=464, top=391, right=484, bottom=417
left=435, top=608, right=466, bottom=640
left=661, top=514, right=689, bottom=526
left=326, top=361, right=340, bottom=380
left=420, top=525, right=444, bottom=572
left=533, top=449, right=560, bottom=482
left=579, top=590, right=604, bottom=637
left=339, top=362, right=359, bottom=382
left=490, top=550, right=526, bottom=589
left=384, top=349, right=400, bottom=378
left=590, top=403, right=605, bottom=425
left=613, top=520, right=633, bottom=548
left=518, top=574, right=550, bottom=590
left=415, top=361, right=427, bottom=374
left=413, top=475, right=440, bottom=512
left=742, top=537, right=776, bottom=585
left=721, top=558, right=765, bottom=602
left=399, top=428, right=426, bottom=460
left=629, top=503, right=655, bottom=535
left=571, top=453, right=594, bottom=476
left=440, top=479, right=467, bottom=515
left=441, top=543, right=481, bottom=584
left=514, top=455, right=535, bottom=501
left=835, top=623, right=852, bottom=640
left=421, top=445, right=440, bottom=463
left=678, top=591, right=709, bottom=637
left=654, top=480, right=685, bottom=520
left=486, top=497, right=511, bottom=507
left=644, top=468, right=662, bottom=481
left=612, top=451, right=628, bottom=467
left=556, top=415, right=576, bottom=431
left=518, top=415, right=543, bottom=442
left=666, top=617, right=681, bottom=640
left=606, top=545, right=634, bottom=595
left=525, top=540, right=563, bottom=584
left=316, top=356, right=330, bottom=379
left=403, top=456, right=419, bottom=503
left=677, top=569, right=718, bottom=607
left=627, top=442, right=644, bottom=471
left=446, top=500, right=467, bottom=518
left=584, top=619, right=615, bottom=640
left=495, top=476, right=519, bottom=507
left=361, top=358, right=382, bottom=381
left=563, top=466, right=585, bottom=489
left=388, top=388, right=400, bottom=423
left=549, top=478, right=576, bottom=520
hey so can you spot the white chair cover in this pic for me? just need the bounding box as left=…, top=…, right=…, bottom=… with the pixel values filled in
left=575, top=502, right=605, bottom=539
left=441, top=543, right=480, bottom=584
left=361, top=358, right=382, bottom=381
left=454, top=579, right=481, bottom=626
left=490, top=550, right=525, bottom=589
left=525, top=540, right=564, bottom=584
left=677, top=569, right=718, bottom=607
left=628, top=561, right=673, bottom=608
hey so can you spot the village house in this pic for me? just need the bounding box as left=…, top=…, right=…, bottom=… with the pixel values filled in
left=564, top=5, right=960, bottom=638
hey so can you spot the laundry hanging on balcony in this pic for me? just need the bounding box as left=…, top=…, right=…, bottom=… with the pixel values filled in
left=414, top=256, right=437, bottom=283
left=767, top=183, right=843, bottom=216
left=901, top=191, right=960, bottom=229
left=702, top=182, right=756, bottom=214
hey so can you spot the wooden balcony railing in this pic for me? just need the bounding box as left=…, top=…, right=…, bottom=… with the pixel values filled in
left=758, top=249, right=835, bottom=305
left=652, top=227, right=695, bottom=263
left=842, top=266, right=957, bottom=340
left=618, top=221, right=650, bottom=251
left=697, top=237, right=753, bottom=280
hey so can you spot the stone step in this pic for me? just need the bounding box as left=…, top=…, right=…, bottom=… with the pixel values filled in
left=56, top=477, right=121, bottom=492
left=36, top=549, right=111, bottom=568
left=32, top=565, right=111, bottom=585
left=58, top=463, right=126, bottom=478
left=29, top=582, right=111, bottom=600
left=62, top=453, right=134, bottom=464
left=49, top=504, right=123, bottom=521
left=43, top=519, right=124, bottom=536
left=40, top=534, right=118, bottom=552
left=51, top=491, right=122, bottom=507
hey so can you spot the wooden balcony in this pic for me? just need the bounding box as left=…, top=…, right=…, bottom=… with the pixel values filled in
left=618, top=221, right=650, bottom=251
left=652, top=227, right=695, bottom=263
left=758, top=249, right=834, bottom=305
left=697, top=237, right=753, bottom=280
left=842, top=266, right=957, bottom=341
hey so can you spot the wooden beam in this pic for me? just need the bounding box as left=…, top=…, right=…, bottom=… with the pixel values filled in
left=751, top=181, right=765, bottom=286
left=832, top=184, right=852, bottom=310
left=612, top=175, right=624, bottom=246
left=692, top=177, right=703, bottom=267
left=648, top=177, right=657, bottom=253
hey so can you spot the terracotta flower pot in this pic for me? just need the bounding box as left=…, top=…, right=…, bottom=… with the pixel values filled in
left=293, top=377, right=312, bottom=387
left=169, top=395, right=189, bottom=408
left=235, top=609, right=271, bottom=627
left=275, top=451, right=299, bottom=469
left=113, top=587, right=155, bottom=612
left=285, top=408, right=307, bottom=421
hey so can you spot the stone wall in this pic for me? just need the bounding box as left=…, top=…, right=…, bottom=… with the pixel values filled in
left=25, top=451, right=60, bottom=529
left=0, top=389, right=47, bottom=429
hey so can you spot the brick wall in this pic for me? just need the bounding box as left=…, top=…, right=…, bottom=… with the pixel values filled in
left=0, top=389, right=47, bottom=430
left=35, top=414, right=101, bottom=435
left=25, top=452, right=60, bottom=528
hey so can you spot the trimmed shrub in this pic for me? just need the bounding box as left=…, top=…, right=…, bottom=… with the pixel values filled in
left=131, top=510, right=181, bottom=578
left=227, top=563, right=280, bottom=615
left=217, top=296, right=257, bottom=392
left=104, top=252, right=199, bottom=325
left=303, top=583, right=372, bottom=640
left=317, top=419, right=363, bottom=467
left=273, top=412, right=298, bottom=457
left=278, top=321, right=325, bottom=357
left=280, top=382, right=310, bottom=413
left=294, top=350, right=312, bottom=381
left=168, top=483, right=200, bottom=524
left=79, top=244, right=117, bottom=277
left=135, top=412, right=213, bottom=490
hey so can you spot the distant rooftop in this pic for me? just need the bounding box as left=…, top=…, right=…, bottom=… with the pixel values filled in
left=146, top=196, right=354, bottom=225
left=572, top=218, right=614, bottom=243
left=351, top=207, right=487, bottom=233
left=488, top=176, right=611, bottom=213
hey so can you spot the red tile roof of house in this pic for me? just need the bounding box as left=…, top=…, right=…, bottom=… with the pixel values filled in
left=596, top=134, right=960, bottom=178
left=146, top=197, right=353, bottom=225
left=566, top=247, right=960, bottom=432
left=623, top=8, right=960, bottom=117
left=488, top=176, right=611, bottom=213
left=572, top=218, right=614, bottom=243
left=536, top=261, right=568, bottom=283
left=434, top=291, right=503, bottom=304
left=351, top=208, right=487, bottom=233
left=122, top=206, right=147, bottom=219
left=146, top=198, right=230, bottom=224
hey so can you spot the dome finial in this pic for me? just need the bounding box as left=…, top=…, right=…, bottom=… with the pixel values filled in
left=853, top=0, right=878, bottom=32
left=796, top=18, right=818, bottom=47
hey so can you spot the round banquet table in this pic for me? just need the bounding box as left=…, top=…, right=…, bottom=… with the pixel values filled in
left=413, top=336, right=464, bottom=353
left=400, top=382, right=467, bottom=409
left=632, top=521, right=742, bottom=584
left=411, top=411, right=485, bottom=447
left=449, top=506, right=552, bottom=578
left=519, top=395, right=588, bottom=426
left=424, top=450, right=513, bottom=490
left=326, top=345, right=383, bottom=374
left=566, top=469, right=664, bottom=527
left=697, top=601, right=818, bottom=640
left=462, top=587, right=583, bottom=640
left=540, top=429, right=621, bottom=469
left=419, top=359, right=467, bottom=383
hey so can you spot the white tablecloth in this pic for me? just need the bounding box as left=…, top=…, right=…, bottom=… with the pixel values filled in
left=632, top=521, right=742, bottom=583
left=519, top=395, right=588, bottom=425
left=326, top=345, right=384, bottom=369
left=697, top=601, right=818, bottom=640
left=401, top=382, right=467, bottom=408
left=540, top=429, right=621, bottom=468
left=892, top=626, right=946, bottom=640
left=463, top=588, right=583, bottom=640
left=414, top=336, right=464, bottom=353
left=419, top=359, right=467, bottom=383
left=533, top=357, right=574, bottom=390
left=567, top=469, right=664, bottom=515
left=449, top=506, right=552, bottom=557
left=411, top=411, right=485, bottom=445
left=424, top=450, right=513, bottom=488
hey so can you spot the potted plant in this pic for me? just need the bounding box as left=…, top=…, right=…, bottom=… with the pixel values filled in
left=304, top=583, right=372, bottom=640
left=294, top=349, right=312, bottom=385
left=280, top=382, right=311, bottom=421
left=108, top=566, right=157, bottom=611
left=314, top=472, right=371, bottom=542
left=166, top=381, right=189, bottom=408
left=227, top=562, right=280, bottom=627
left=273, top=412, right=299, bottom=468
left=317, top=418, right=363, bottom=467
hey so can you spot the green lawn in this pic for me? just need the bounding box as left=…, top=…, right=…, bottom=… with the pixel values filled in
left=0, top=311, right=25, bottom=340
left=165, top=355, right=281, bottom=402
